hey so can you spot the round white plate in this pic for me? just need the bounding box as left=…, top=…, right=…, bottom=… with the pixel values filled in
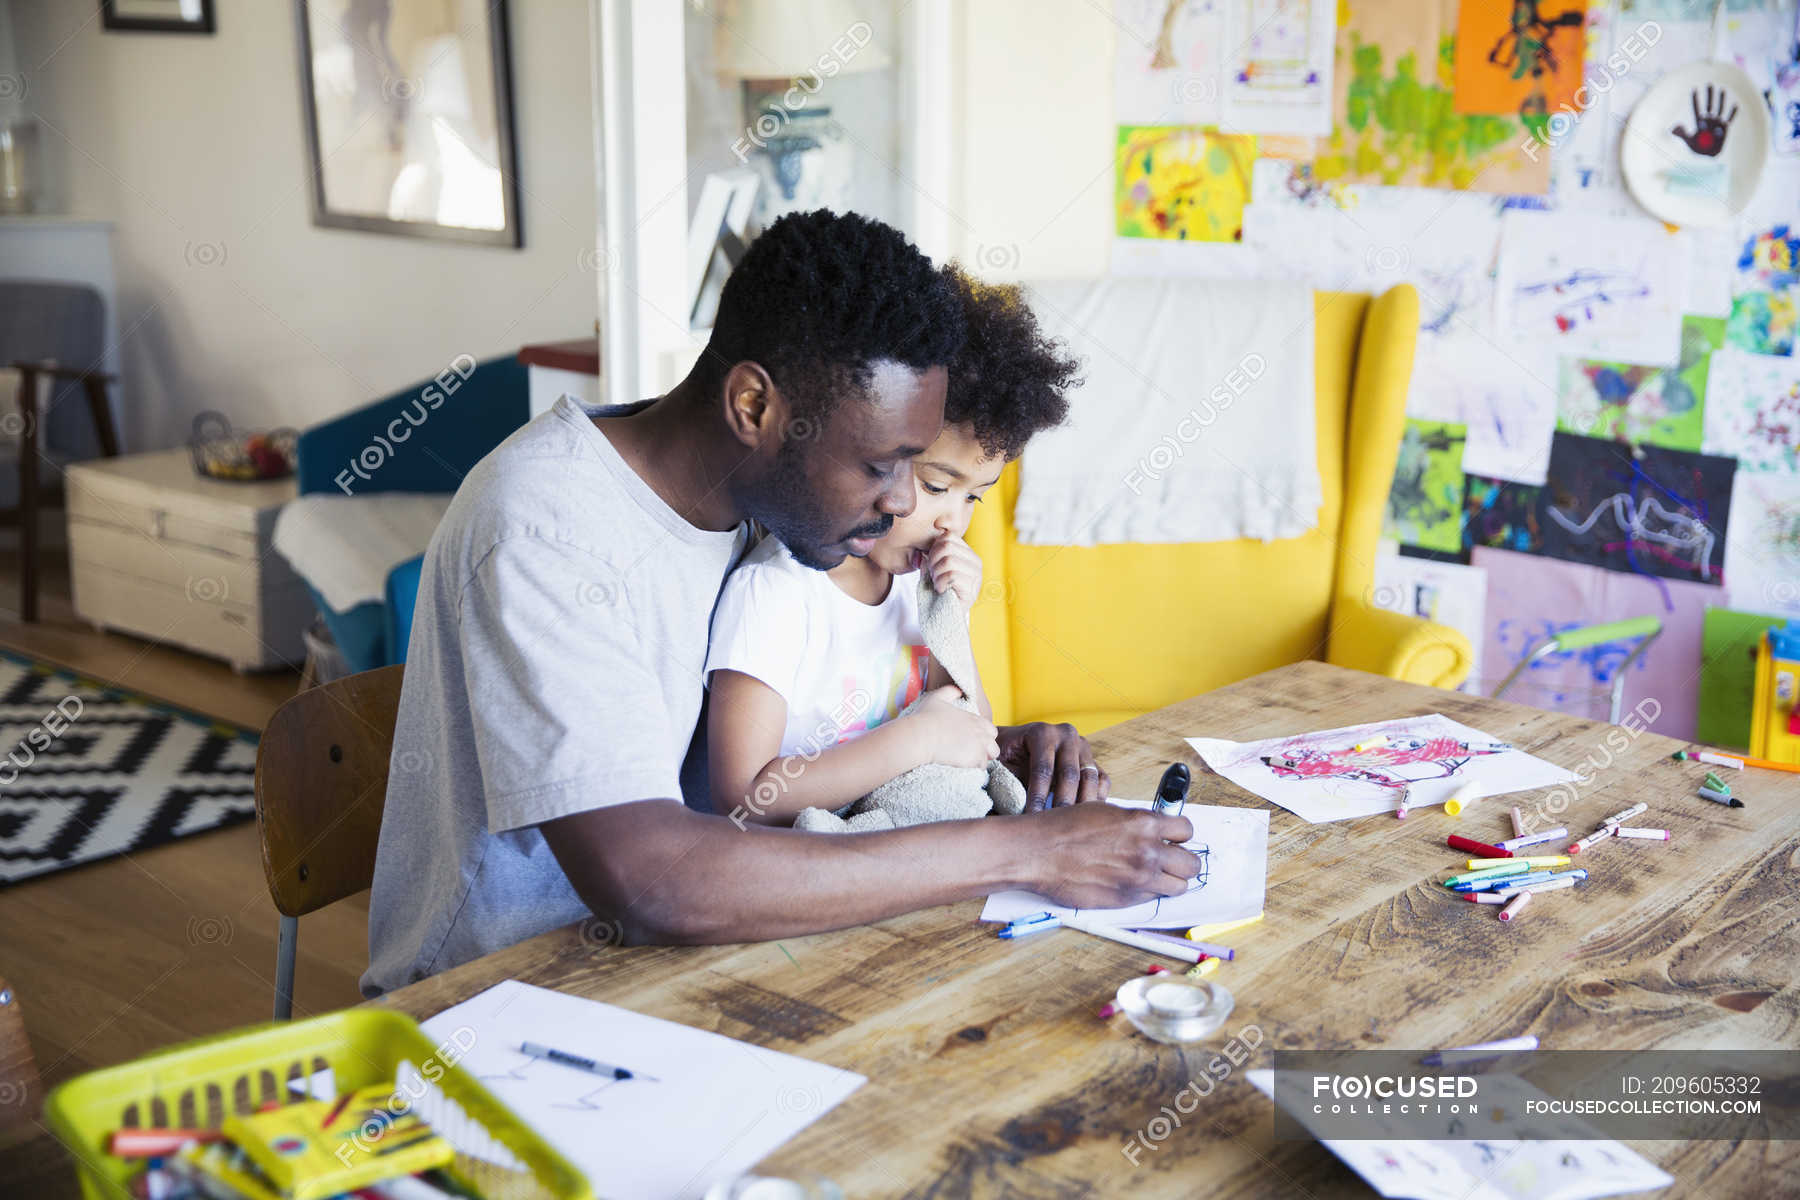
left=1620, top=60, right=1769, bottom=228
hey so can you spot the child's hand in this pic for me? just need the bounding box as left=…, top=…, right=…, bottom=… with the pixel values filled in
left=904, top=685, right=999, bottom=768
left=924, top=534, right=983, bottom=609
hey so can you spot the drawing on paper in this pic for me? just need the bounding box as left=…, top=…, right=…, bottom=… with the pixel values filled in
left=1311, top=0, right=1547, bottom=194
left=1723, top=471, right=1800, bottom=619
left=1702, top=348, right=1800, bottom=473
left=1383, top=418, right=1467, bottom=553
left=1737, top=226, right=1800, bottom=291
left=1115, top=0, right=1227, bottom=125
left=1116, top=124, right=1257, bottom=242
left=1452, top=0, right=1586, bottom=139
left=1557, top=315, right=1724, bottom=451
left=1495, top=211, right=1685, bottom=365
left=1464, top=474, right=1546, bottom=555
left=1536, top=433, right=1736, bottom=585
left=1725, top=289, right=1798, bottom=356
left=1220, top=0, right=1335, bottom=133
left=1188, top=714, right=1579, bottom=823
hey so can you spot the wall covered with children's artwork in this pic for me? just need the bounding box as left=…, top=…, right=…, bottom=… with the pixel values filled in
left=951, top=0, right=1800, bottom=749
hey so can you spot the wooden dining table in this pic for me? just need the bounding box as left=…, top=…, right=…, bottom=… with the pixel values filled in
left=364, top=660, right=1800, bottom=1197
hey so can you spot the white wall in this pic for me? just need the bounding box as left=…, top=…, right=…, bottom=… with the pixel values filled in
left=9, top=0, right=599, bottom=450
left=946, top=0, right=1114, bottom=280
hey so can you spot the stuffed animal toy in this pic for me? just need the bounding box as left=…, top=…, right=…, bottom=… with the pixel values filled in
left=793, top=573, right=1027, bottom=832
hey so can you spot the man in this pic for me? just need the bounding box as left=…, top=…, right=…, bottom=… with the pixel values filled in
left=363, top=211, right=1196, bottom=996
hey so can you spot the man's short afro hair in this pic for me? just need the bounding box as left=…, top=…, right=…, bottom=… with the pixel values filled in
left=697, top=210, right=965, bottom=420
left=943, top=266, right=1081, bottom=461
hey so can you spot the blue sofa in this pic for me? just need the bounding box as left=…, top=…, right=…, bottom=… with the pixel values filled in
left=293, top=354, right=531, bottom=673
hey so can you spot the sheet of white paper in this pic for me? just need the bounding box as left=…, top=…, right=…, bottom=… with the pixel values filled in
left=1701, top=347, right=1800, bottom=474
left=1683, top=225, right=1736, bottom=317
left=1495, top=211, right=1687, bottom=367
left=1372, top=551, right=1487, bottom=691
left=1113, top=0, right=1225, bottom=125
left=1723, top=470, right=1800, bottom=618
left=1246, top=1070, right=1675, bottom=1200
left=1186, top=714, right=1579, bottom=824
left=1220, top=0, right=1336, bottom=134
left=420, top=980, right=865, bottom=1200
left=981, top=799, right=1268, bottom=929
left=1409, top=333, right=1559, bottom=486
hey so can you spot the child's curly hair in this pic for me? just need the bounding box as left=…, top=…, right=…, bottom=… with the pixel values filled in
left=943, top=265, right=1082, bottom=461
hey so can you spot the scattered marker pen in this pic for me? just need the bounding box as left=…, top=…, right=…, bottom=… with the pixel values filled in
left=1448, top=834, right=1511, bottom=858
left=1464, top=892, right=1509, bottom=905
left=1466, top=855, right=1570, bottom=870
left=1499, top=892, right=1532, bottom=922
left=1614, top=827, right=1671, bottom=841
left=1354, top=734, right=1389, bottom=752
left=1599, top=802, right=1648, bottom=827
left=1510, top=806, right=1526, bottom=838
left=1498, top=827, right=1567, bottom=852
left=1394, top=786, right=1410, bottom=821
left=1568, top=826, right=1616, bottom=854
left=1443, top=780, right=1483, bottom=817
left=998, top=917, right=1062, bottom=939
left=1698, top=785, right=1745, bottom=808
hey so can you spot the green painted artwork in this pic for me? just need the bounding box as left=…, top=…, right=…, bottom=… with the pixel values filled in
left=1725, top=289, right=1798, bottom=356
left=1698, top=608, right=1793, bottom=751
left=1555, top=316, right=1726, bottom=452
left=1384, top=418, right=1468, bottom=555
left=1313, top=17, right=1545, bottom=195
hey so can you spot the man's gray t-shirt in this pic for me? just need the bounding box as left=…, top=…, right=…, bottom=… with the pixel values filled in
left=362, top=397, right=747, bottom=996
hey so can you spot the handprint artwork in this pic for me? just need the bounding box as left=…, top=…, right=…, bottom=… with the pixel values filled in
left=1672, top=85, right=1738, bottom=158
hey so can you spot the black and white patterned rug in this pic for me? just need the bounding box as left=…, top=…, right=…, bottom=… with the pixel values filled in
left=0, top=652, right=258, bottom=885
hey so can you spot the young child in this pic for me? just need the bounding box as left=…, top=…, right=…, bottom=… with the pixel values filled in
left=705, top=268, right=1080, bottom=824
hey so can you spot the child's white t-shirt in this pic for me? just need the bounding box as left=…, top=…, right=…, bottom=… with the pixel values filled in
left=705, top=535, right=930, bottom=757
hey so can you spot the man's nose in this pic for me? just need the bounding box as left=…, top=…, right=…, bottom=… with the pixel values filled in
left=875, top=462, right=918, bottom=518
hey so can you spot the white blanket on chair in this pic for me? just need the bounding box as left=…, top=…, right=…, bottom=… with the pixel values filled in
left=1014, top=279, right=1320, bottom=546
left=272, top=492, right=454, bottom=613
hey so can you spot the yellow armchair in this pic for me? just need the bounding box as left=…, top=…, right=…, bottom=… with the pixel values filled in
left=964, top=284, right=1473, bottom=733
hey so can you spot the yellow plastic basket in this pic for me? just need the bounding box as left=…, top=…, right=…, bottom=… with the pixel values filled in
left=44, top=1007, right=593, bottom=1200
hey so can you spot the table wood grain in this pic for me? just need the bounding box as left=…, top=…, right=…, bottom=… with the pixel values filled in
left=371, top=661, right=1800, bottom=1198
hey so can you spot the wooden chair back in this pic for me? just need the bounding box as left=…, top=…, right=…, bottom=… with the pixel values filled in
left=254, top=666, right=405, bottom=918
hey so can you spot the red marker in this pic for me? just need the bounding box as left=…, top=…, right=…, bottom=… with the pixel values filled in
left=1448, top=834, right=1512, bottom=858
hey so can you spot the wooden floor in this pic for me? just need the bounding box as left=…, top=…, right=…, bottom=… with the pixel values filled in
left=0, top=538, right=370, bottom=1093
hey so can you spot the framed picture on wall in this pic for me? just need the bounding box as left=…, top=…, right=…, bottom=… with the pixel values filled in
left=100, top=0, right=216, bottom=33
left=294, top=0, right=521, bottom=247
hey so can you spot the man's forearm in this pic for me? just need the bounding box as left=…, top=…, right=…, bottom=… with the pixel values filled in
left=543, top=799, right=1031, bottom=945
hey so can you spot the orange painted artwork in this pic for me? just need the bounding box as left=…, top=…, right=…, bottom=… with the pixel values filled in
left=1452, top=0, right=1587, bottom=121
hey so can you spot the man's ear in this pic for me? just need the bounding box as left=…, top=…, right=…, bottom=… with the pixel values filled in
left=720, top=361, right=786, bottom=452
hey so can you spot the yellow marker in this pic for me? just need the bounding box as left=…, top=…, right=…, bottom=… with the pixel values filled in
left=1443, top=780, right=1484, bottom=816
left=1465, top=855, right=1571, bottom=870
left=1353, top=734, right=1389, bottom=751
left=1185, top=914, right=1264, bottom=941
left=1185, top=958, right=1220, bottom=979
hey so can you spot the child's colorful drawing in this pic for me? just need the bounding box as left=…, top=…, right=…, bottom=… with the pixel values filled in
left=1474, top=546, right=1713, bottom=738
left=1114, top=0, right=1227, bottom=125
left=1536, top=432, right=1736, bottom=585
left=1221, top=0, right=1337, bottom=133
left=1383, top=418, right=1468, bottom=553
left=1556, top=315, right=1725, bottom=451
left=1722, top=471, right=1800, bottom=619
left=1310, top=0, right=1549, bottom=193
left=1116, top=124, right=1257, bottom=242
left=1725, top=289, right=1798, bottom=356
left=1702, top=348, right=1800, bottom=473
left=1188, top=714, right=1578, bottom=823
left=1736, top=225, right=1800, bottom=291
left=1452, top=0, right=1587, bottom=130
left=1464, top=473, right=1546, bottom=556
left=1495, top=210, right=1687, bottom=366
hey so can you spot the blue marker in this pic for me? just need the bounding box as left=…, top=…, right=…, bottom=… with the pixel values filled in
left=998, top=917, right=1062, bottom=939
